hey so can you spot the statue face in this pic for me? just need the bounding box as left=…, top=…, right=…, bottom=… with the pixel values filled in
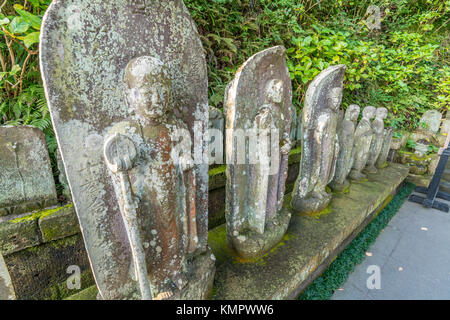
left=128, top=80, right=170, bottom=119
left=266, top=79, right=284, bottom=104
left=346, top=105, right=360, bottom=121
left=376, top=107, right=388, bottom=120
left=328, top=87, right=342, bottom=111
left=363, top=106, right=376, bottom=119
left=124, top=56, right=171, bottom=120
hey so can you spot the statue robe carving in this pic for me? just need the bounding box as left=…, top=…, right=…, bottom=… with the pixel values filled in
left=365, top=107, right=388, bottom=174
left=329, top=104, right=360, bottom=192
left=376, top=127, right=394, bottom=169
left=291, top=65, right=346, bottom=214
left=349, top=106, right=377, bottom=181
left=105, top=57, right=203, bottom=299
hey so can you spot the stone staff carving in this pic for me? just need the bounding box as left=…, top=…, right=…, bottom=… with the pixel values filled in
left=376, top=127, right=394, bottom=169
left=364, top=107, right=388, bottom=174
left=349, top=106, right=377, bottom=181
left=329, top=104, right=360, bottom=192
left=291, top=65, right=346, bottom=214
left=225, top=46, right=294, bottom=259
left=103, top=133, right=153, bottom=300
left=40, top=0, right=214, bottom=300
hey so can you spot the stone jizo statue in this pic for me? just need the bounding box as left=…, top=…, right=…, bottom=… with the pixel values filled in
left=365, top=107, right=388, bottom=174
left=105, top=56, right=200, bottom=299
left=376, top=127, right=394, bottom=169
left=291, top=65, right=346, bottom=215
left=329, top=104, right=360, bottom=192
left=349, top=106, right=377, bottom=181
left=225, top=46, right=293, bottom=260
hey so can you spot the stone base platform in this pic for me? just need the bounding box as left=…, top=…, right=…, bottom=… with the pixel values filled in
left=209, top=163, right=409, bottom=299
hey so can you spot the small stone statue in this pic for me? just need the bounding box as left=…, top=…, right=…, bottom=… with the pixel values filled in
left=329, top=104, right=361, bottom=192
left=225, top=46, right=293, bottom=259
left=376, top=127, right=394, bottom=169
left=349, top=106, right=377, bottom=181
left=365, top=107, right=388, bottom=174
left=291, top=65, right=346, bottom=214
left=105, top=56, right=212, bottom=299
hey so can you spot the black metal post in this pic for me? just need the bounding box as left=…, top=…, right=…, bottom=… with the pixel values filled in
left=408, top=146, right=450, bottom=213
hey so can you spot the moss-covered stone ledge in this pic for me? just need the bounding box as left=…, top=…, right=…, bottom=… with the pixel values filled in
left=209, top=163, right=409, bottom=300
left=0, top=204, right=78, bottom=256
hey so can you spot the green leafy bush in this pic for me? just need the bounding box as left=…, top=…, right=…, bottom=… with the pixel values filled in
left=1, top=0, right=449, bottom=150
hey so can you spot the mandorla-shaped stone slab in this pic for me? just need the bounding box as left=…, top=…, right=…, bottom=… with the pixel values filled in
left=0, top=126, right=58, bottom=217
left=291, top=65, right=346, bottom=215
left=40, top=0, right=214, bottom=300
left=225, top=46, right=294, bottom=260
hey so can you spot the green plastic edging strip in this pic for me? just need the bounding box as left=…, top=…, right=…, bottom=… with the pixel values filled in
left=299, top=182, right=416, bottom=300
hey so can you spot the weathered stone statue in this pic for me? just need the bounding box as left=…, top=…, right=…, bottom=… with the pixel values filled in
left=349, top=106, right=377, bottom=181
left=376, top=127, right=394, bottom=169
left=104, top=56, right=206, bottom=299
left=291, top=65, right=346, bottom=214
left=225, top=46, right=294, bottom=259
left=329, top=104, right=361, bottom=192
left=40, top=0, right=214, bottom=300
left=365, top=107, right=388, bottom=174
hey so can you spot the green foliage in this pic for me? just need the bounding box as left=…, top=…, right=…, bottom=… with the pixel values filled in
left=186, top=0, right=449, bottom=130
left=1, top=0, right=449, bottom=149
left=0, top=1, right=52, bottom=134
left=299, top=182, right=416, bottom=300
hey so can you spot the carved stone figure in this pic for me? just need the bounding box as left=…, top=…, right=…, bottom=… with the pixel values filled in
left=103, top=56, right=205, bottom=299
left=365, top=107, right=388, bottom=174
left=376, top=127, right=394, bottom=169
left=40, top=0, right=214, bottom=300
left=349, top=106, right=377, bottom=181
left=225, top=46, right=294, bottom=259
left=329, top=104, right=361, bottom=192
left=291, top=65, right=346, bottom=214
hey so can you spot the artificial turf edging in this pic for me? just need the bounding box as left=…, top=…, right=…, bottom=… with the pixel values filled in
left=299, top=182, right=416, bottom=300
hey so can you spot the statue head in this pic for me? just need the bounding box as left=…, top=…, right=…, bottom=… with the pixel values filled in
left=327, top=87, right=343, bottom=111
left=345, top=104, right=360, bottom=122
left=376, top=107, right=388, bottom=120
left=124, top=56, right=171, bottom=120
left=362, top=106, right=377, bottom=120
left=265, top=79, right=284, bottom=104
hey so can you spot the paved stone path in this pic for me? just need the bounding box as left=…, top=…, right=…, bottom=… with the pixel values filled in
left=332, top=191, right=450, bottom=300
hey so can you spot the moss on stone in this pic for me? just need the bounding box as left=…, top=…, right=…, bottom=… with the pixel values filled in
left=65, top=285, right=98, bottom=300
left=209, top=165, right=226, bottom=176
left=9, top=204, right=73, bottom=224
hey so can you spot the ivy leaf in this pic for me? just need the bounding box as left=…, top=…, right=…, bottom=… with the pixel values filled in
left=10, top=65, right=21, bottom=75
left=0, top=17, right=10, bottom=25
left=14, top=5, right=42, bottom=30
left=23, top=31, right=40, bottom=48
left=9, top=17, right=29, bottom=35
left=28, top=0, right=40, bottom=7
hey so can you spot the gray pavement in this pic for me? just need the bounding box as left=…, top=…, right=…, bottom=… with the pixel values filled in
left=332, top=191, right=450, bottom=300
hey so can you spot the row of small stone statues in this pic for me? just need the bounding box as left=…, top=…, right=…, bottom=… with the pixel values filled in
left=40, top=1, right=393, bottom=301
